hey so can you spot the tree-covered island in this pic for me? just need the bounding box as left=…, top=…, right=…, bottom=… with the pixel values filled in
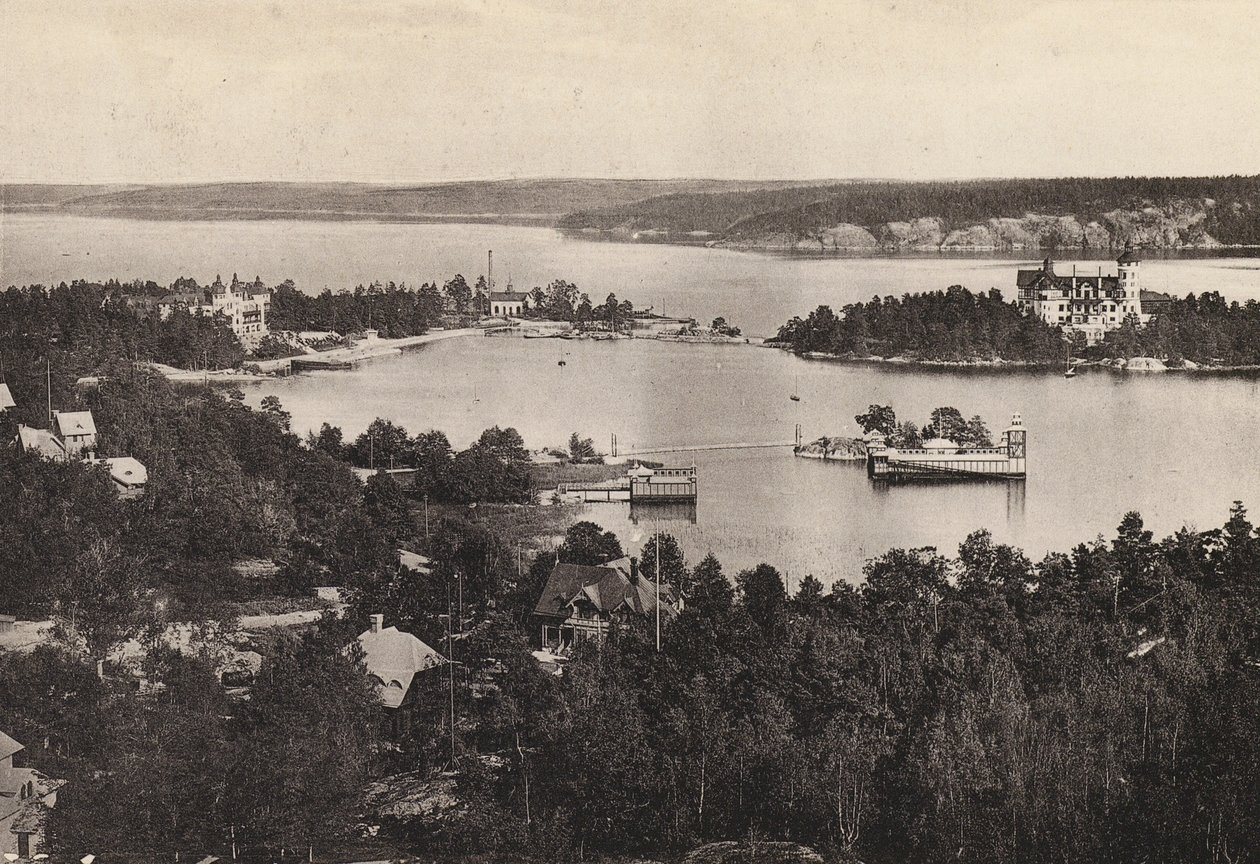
left=774, top=285, right=1260, bottom=369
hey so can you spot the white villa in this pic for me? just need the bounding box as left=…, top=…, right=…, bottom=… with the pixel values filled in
left=158, top=274, right=271, bottom=347
left=1016, top=244, right=1148, bottom=344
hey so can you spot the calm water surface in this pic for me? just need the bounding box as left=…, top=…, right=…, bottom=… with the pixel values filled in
left=249, top=337, right=1260, bottom=586
left=5, top=214, right=1259, bottom=583
left=6, top=213, right=1260, bottom=336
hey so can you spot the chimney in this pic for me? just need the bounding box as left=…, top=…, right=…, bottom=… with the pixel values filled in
left=629, top=557, right=639, bottom=584
left=370, top=614, right=384, bottom=633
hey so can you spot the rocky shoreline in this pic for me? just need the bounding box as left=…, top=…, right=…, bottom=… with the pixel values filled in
left=794, top=436, right=867, bottom=462
left=765, top=344, right=1260, bottom=374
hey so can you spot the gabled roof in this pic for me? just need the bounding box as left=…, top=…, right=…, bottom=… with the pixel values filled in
left=489, top=291, right=529, bottom=303
left=0, top=384, right=14, bottom=411
left=397, top=549, right=432, bottom=574
left=534, top=559, right=678, bottom=623
left=16, top=426, right=66, bottom=460
left=53, top=410, right=97, bottom=437
left=1017, top=268, right=1119, bottom=291
left=158, top=291, right=202, bottom=305
left=0, top=730, right=23, bottom=762
left=350, top=626, right=445, bottom=709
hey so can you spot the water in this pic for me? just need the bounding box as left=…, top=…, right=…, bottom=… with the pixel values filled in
left=247, top=336, right=1260, bottom=585
left=5, top=212, right=1260, bottom=583
left=6, top=213, right=1260, bottom=337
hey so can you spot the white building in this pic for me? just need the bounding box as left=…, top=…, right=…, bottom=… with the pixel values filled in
left=158, top=274, right=271, bottom=348
left=1016, top=244, right=1148, bottom=344
left=488, top=289, right=527, bottom=317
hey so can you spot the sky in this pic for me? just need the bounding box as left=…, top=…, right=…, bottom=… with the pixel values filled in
left=2, top=0, right=1259, bottom=183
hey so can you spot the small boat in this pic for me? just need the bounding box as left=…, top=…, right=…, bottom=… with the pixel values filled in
left=789, top=375, right=801, bottom=402
left=1064, top=367, right=1076, bottom=379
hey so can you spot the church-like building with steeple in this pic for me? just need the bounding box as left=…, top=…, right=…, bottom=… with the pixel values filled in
left=1016, top=243, right=1149, bottom=343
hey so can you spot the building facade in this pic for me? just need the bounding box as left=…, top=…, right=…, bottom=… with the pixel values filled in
left=487, top=290, right=527, bottom=317
left=1, top=731, right=63, bottom=860
left=533, top=556, right=679, bottom=650
left=1016, top=245, right=1148, bottom=343
left=158, top=274, right=271, bottom=347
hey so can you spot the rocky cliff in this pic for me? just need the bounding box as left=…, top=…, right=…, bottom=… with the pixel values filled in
left=719, top=202, right=1224, bottom=252
left=561, top=177, right=1260, bottom=250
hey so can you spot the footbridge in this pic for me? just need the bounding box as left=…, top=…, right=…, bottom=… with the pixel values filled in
left=610, top=425, right=803, bottom=458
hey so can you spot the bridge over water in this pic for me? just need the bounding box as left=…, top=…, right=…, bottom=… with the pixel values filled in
left=618, top=440, right=797, bottom=456
left=610, top=425, right=802, bottom=458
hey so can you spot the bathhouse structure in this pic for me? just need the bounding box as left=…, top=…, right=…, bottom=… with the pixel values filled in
left=867, top=413, right=1027, bottom=481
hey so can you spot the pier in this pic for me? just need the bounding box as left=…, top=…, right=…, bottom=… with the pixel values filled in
left=558, top=465, right=698, bottom=503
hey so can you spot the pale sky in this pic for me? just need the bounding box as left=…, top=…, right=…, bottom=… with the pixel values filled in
left=2, top=0, right=1259, bottom=183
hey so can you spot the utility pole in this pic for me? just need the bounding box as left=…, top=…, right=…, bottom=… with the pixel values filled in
left=45, top=358, right=51, bottom=423
left=447, top=581, right=456, bottom=765
left=423, top=494, right=430, bottom=539
left=655, top=532, right=661, bottom=652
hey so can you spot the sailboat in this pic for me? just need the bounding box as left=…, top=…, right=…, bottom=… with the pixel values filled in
left=1064, top=342, right=1076, bottom=379
left=789, top=374, right=801, bottom=401
left=557, top=345, right=567, bottom=367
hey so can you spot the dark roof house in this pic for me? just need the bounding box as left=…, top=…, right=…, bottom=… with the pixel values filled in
left=534, top=556, right=679, bottom=649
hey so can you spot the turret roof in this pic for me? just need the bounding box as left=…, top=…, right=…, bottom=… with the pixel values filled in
left=1117, top=243, right=1142, bottom=265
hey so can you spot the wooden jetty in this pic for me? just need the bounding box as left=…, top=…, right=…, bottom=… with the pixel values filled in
left=558, top=465, right=698, bottom=503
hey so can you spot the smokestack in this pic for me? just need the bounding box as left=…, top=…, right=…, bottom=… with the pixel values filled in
left=629, top=557, right=639, bottom=584
left=370, top=614, right=384, bottom=633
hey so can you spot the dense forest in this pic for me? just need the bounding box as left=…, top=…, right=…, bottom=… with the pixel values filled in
left=559, top=175, right=1260, bottom=247
left=5, top=488, right=1260, bottom=863
left=267, top=278, right=445, bottom=336
left=774, top=287, right=1067, bottom=364
left=1092, top=291, right=1260, bottom=366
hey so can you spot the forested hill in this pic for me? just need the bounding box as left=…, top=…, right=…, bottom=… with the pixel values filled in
left=1, top=179, right=808, bottom=226
left=559, top=175, right=1260, bottom=250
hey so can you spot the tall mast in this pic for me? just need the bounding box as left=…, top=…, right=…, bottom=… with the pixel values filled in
left=655, top=533, right=661, bottom=652
left=46, top=358, right=51, bottom=423
left=487, top=250, right=494, bottom=291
